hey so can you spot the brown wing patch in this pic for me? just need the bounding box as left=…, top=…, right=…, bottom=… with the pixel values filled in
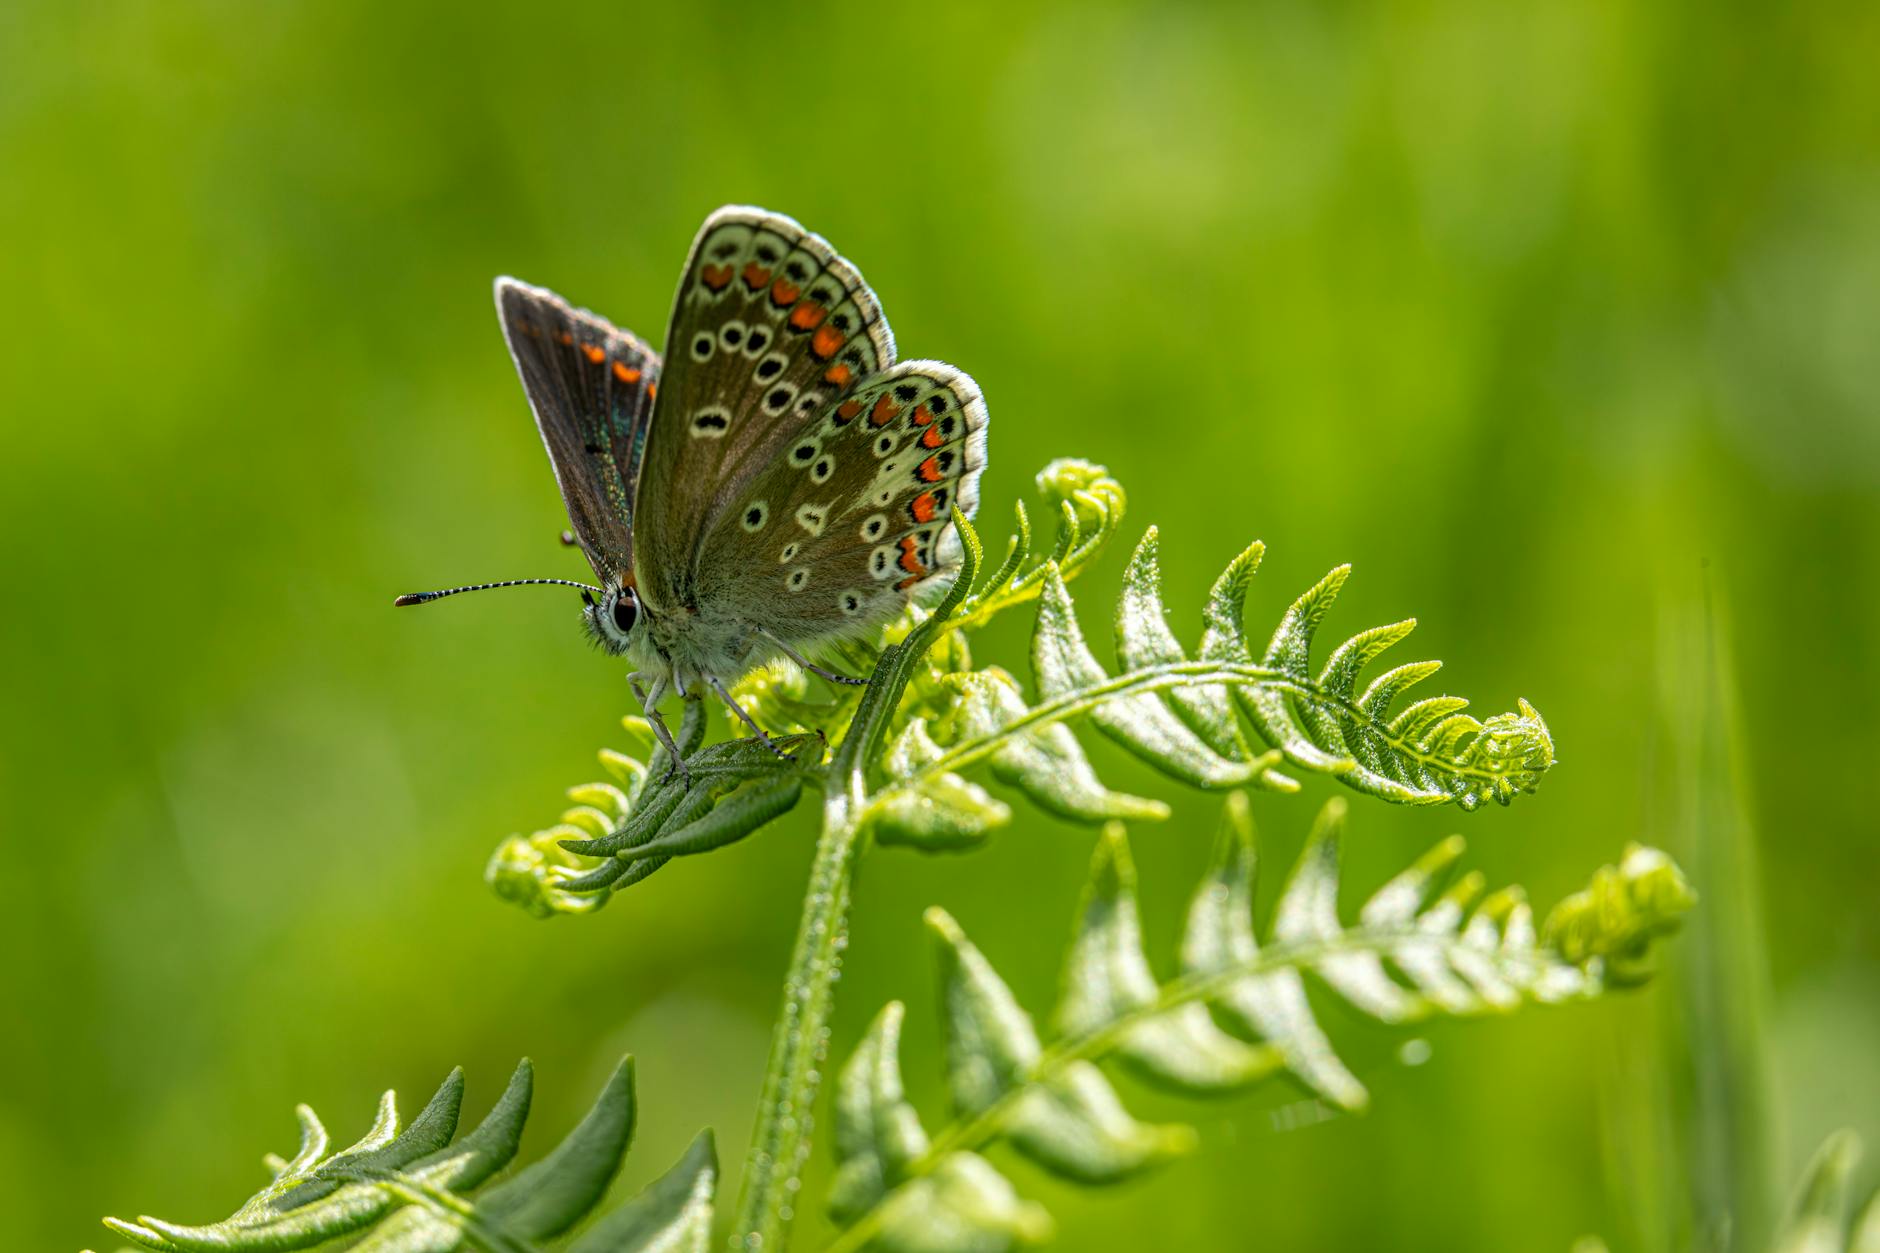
left=495, top=277, right=660, bottom=583
left=631, top=208, right=898, bottom=612
left=693, top=359, right=989, bottom=648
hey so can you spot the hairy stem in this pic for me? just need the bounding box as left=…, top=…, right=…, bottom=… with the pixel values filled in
left=729, top=788, right=866, bottom=1251
left=733, top=517, right=983, bottom=1250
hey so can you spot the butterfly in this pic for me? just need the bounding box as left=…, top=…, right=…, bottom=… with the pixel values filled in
left=396, top=206, right=989, bottom=779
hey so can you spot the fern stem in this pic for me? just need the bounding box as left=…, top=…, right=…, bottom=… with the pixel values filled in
left=820, top=926, right=1563, bottom=1253
left=324, top=1168, right=536, bottom=1253
left=729, top=791, right=866, bottom=1252
left=865, top=658, right=1510, bottom=816
left=733, top=517, right=985, bottom=1251
left=926, top=659, right=1281, bottom=772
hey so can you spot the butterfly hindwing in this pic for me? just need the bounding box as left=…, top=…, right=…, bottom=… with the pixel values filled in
left=496, top=277, right=660, bottom=583
left=632, top=207, right=897, bottom=613
left=695, top=359, right=988, bottom=646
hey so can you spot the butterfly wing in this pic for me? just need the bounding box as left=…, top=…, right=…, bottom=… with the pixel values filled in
left=630, top=207, right=898, bottom=613
left=495, top=277, right=660, bottom=583
left=695, top=359, right=988, bottom=646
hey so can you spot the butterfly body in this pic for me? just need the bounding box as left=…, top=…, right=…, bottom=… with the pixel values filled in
left=408, top=207, right=988, bottom=771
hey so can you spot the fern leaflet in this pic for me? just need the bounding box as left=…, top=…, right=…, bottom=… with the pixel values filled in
left=824, top=797, right=1692, bottom=1251
left=103, top=1060, right=716, bottom=1253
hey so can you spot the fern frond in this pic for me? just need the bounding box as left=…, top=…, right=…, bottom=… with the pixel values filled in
left=867, top=530, right=1556, bottom=848
left=103, top=1060, right=718, bottom=1253
left=487, top=463, right=1112, bottom=908
left=824, top=797, right=1691, bottom=1251
left=492, top=461, right=1556, bottom=914
left=488, top=700, right=813, bottom=915
left=1145, top=529, right=1554, bottom=807
left=1542, top=843, right=1698, bottom=986
left=945, top=458, right=1127, bottom=637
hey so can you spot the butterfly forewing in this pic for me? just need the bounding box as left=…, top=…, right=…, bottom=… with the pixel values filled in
left=496, top=278, right=660, bottom=583
left=632, top=207, right=898, bottom=612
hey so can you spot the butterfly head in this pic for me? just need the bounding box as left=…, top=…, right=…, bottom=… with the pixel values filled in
left=582, top=580, right=643, bottom=656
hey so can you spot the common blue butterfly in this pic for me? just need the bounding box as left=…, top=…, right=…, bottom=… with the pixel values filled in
left=397, top=207, right=989, bottom=778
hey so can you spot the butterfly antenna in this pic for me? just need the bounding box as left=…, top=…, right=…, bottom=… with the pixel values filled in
left=393, top=577, right=603, bottom=607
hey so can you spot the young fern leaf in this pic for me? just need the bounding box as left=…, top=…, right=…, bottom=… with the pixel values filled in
left=489, top=456, right=1555, bottom=916
left=873, top=717, right=1013, bottom=851
left=487, top=462, right=1116, bottom=907
left=1137, top=529, right=1556, bottom=808
left=866, top=530, right=1557, bottom=848
left=103, top=1060, right=719, bottom=1253
left=488, top=700, right=812, bottom=916
left=823, top=798, right=1692, bottom=1252
left=946, top=458, right=1127, bottom=638
left=1233, top=560, right=1556, bottom=805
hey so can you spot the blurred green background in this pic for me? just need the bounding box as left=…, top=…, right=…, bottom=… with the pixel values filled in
left=3, top=2, right=1876, bottom=1249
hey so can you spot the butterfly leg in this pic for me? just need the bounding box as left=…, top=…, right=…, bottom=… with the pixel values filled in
left=629, top=672, right=692, bottom=788
left=756, top=628, right=869, bottom=687
left=707, top=674, right=797, bottom=760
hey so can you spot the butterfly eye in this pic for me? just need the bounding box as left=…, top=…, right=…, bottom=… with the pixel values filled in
left=610, top=587, right=639, bottom=635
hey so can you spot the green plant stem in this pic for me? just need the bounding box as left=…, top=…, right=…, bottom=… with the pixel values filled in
left=328, top=1169, right=535, bottom=1253
left=732, top=519, right=982, bottom=1251
left=729, top=785, right=866, bottom=1251
left=817, top=926, right=1574, bottom=1253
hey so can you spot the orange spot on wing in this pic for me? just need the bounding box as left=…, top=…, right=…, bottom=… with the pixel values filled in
left=771, top=278, right=801, bottom=305
left=789, top=302, right=827, bottom=330
left=869, top=395, right=901, bottom=427
left=742, top=263, right=772, bottom=289
left=921, top=425, right=945, bottom=449
left=911, top=491, right=938, bottom=523
left=911, top=403, right=934, bottom=426
left=557, top=331, right=574, bottom=345
left=917, top=455, right=944, bottom=483
left=811, top=324, right=845, bottom=359
left=647, top=382, right=657, bottom=400
left=898, top=536, right=926, bottom=574
left=582, top=343, right=606, bottom=364
left=612, top=361, right=642, bottom=385
left=835, top=398, right=864, bottom=423
left=822, top=363, right=854, bottom=387
left=895, top=574, right=923, bottom=591
left=701, top=263, right=733, bottom=291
